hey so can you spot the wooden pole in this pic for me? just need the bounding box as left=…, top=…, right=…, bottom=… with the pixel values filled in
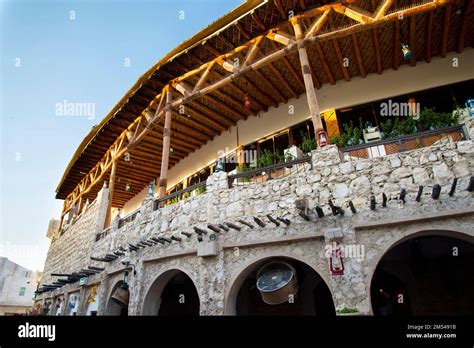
left=105, top=160, right=117, bottom=228
left=158, top=90, right=173, bottom=197
left=292, top=18, right=324, bottom=142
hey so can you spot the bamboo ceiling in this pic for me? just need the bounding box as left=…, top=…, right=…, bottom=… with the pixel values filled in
left=56, top=0, right=473, bottom=211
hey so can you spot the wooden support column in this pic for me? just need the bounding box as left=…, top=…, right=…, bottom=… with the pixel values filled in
left=158, top=90, right=173, bottom=198
left=104, top=159, right=117, bottom=228
left=292, top=18, right=324, bottom=142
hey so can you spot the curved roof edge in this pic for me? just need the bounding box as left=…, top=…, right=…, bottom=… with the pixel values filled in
left=55, top=0, right=265, bottom=195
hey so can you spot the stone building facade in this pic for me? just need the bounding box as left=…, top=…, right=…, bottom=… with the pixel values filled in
left=35, top=120, right=474, bottom=316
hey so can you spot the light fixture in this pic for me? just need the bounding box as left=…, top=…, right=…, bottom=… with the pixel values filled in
left=449, top=178, right=457, bottom=197
left=432, top=184, right=441, bottom=199
left=399, top=188, right=406, bottom=203
left=467, top=176, right=474, bottom=192
left=401, top=43, right=412, bottom=61
left=125, top=183, right=131, bottom=192
left=413, top=185, right=422, bottom=203
left=316, top=129, right=329, bottom=147
left=370, top=195, right=376, bottom=210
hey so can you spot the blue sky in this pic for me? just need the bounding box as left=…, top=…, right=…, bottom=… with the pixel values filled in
left=0, top=0, right=242, bottom=270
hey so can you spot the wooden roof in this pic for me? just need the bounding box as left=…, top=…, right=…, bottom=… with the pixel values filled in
left=56, top=0, right=473, bottom=209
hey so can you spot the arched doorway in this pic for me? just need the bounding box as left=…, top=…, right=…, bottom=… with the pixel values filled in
left=371, top=233, right=474, bottom=316
left=142, top=270, right=200, bottom=316
left=229, top=257, right=335, bottom=316
left=105, top=281, right=129, bottom=316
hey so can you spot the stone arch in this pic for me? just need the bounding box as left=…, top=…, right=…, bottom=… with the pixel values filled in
left=367, top=228, right=474, bottom=316
left=224, top=251, right=334, bottom=315
left=105, top=280, right=129, bottom=316
left=141, top=267, right=201, bottom=315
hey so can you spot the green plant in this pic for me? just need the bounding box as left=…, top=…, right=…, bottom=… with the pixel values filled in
left=329, top=133, right=345, bottom=147
left=418, top=107, right=460, bottom=131
left=194, top=186, right=206, bottom=195
left=300, top=133, right=317, bottom=154
left=256, top=149, right=275, bottom=168
left=336, top=307, right=359, bottom=314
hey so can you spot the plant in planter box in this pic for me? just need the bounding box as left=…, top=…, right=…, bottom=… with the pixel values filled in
left=300, top=133, right=317, bottom=154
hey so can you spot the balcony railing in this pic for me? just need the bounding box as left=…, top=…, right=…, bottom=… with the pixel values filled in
left=118, top=209, right=140, bottom=229
left=153, top=181, right=207, bottom=210
left=339, top=124, right=469, bottom=160
left=227, top=155, right=313, bottom=188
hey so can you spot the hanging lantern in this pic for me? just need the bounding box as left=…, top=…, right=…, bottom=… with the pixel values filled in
left=329, top=243, right=344, bottom=276
left=316, top=129, right=329, bottom=147
left=465, top=99, right=474, bottom=117
left=243, top=94, right=251, bottom=110
left=256, top=260, right=298, bottom=305
left=170, top=147, right=174, bottom=156
left=125, top=183, right=131, bottom=192
left=215, top=157, right=225, bottom=172
left=401, top=43, right=412, bottom=61
left=147, top=183, right=154, bottom=197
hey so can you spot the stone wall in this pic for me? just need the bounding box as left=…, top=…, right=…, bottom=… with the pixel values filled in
left=36, top=129, right=474, bottom=315
left=40, top=187, right=109, bottom=286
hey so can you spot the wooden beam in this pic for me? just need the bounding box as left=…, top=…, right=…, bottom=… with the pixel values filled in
left=394, top=19, right=401, bottom=70
left=351, top=33, right=366, bottom=78
left=457, top=0, right=473, bottom=53
left=376, top=0, right=394, bottom=19
left=328, top=15, right=351, bottom=81
left=251, top=11, right=266, bottom=31
left=315, top=42, right=336, bottom=84
left=370, top=0, right=383, bottom=73
left=409, top=10, right=417, bottom=66
left=426, top=11, right=434, bottom=62
left=158, top=91, right=172, bottom=197
left=269, top=39, right=307, bottom=93
left=63, top=0, right=451, bottom=208
left=235, top=22, right=251, bottom=40
left=104, top=160, right=117, bottom=228
left=274, top=0, right=287, bottom=19
left=266, top=62, right=299, bottom=99
left=292, top=18, right=324, bottom=142
left=306, top=9, right=330, bottom=38
left=441, top=3, right=452, bottom=57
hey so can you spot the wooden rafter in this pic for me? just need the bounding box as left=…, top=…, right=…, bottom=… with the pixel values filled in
left=328, top=15, right=351, bottom=81
left=426, top=11, right=434, bottom=62
left=394, top=18, right=401, bottom=70
left=409, top=6, right=417, bottom=66
left=457, top=0, right=472, bottom=53
left=61, top=0, right=452, bottom=213
left=351, top=33, right=366, bottom=78
left=441, top=3, right=452, bottom=57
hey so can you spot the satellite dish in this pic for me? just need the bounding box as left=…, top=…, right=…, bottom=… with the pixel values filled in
left=256, top=261, right=298, bottom=305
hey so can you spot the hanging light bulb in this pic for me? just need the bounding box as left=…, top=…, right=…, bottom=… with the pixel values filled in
left=170, top=147, right=174, bottom=156
left=401, top=43, right=412, bottom=61
left=125, top=183, right=131, bottom=192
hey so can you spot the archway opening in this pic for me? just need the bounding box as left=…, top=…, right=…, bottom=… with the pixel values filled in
left=235, top=257, right=335, bottom=316
left=142, top=270, right=200, bottom=316
left=106, top=281, right=129, bottom=316
left=371, top=234, right=474, bottom=316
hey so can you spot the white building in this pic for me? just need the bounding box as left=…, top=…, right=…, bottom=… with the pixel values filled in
left=0, top=257, right=41, bottom=315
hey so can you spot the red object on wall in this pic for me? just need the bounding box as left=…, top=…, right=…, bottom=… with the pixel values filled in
left=317, top=129, right=329, bottom=147
left=329, top=243, right=344, bottom=275
left=244, top=94, right=251, bottom=110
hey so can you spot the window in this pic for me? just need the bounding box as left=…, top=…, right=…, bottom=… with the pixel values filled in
left=19, top=287, right=26, bottom=296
